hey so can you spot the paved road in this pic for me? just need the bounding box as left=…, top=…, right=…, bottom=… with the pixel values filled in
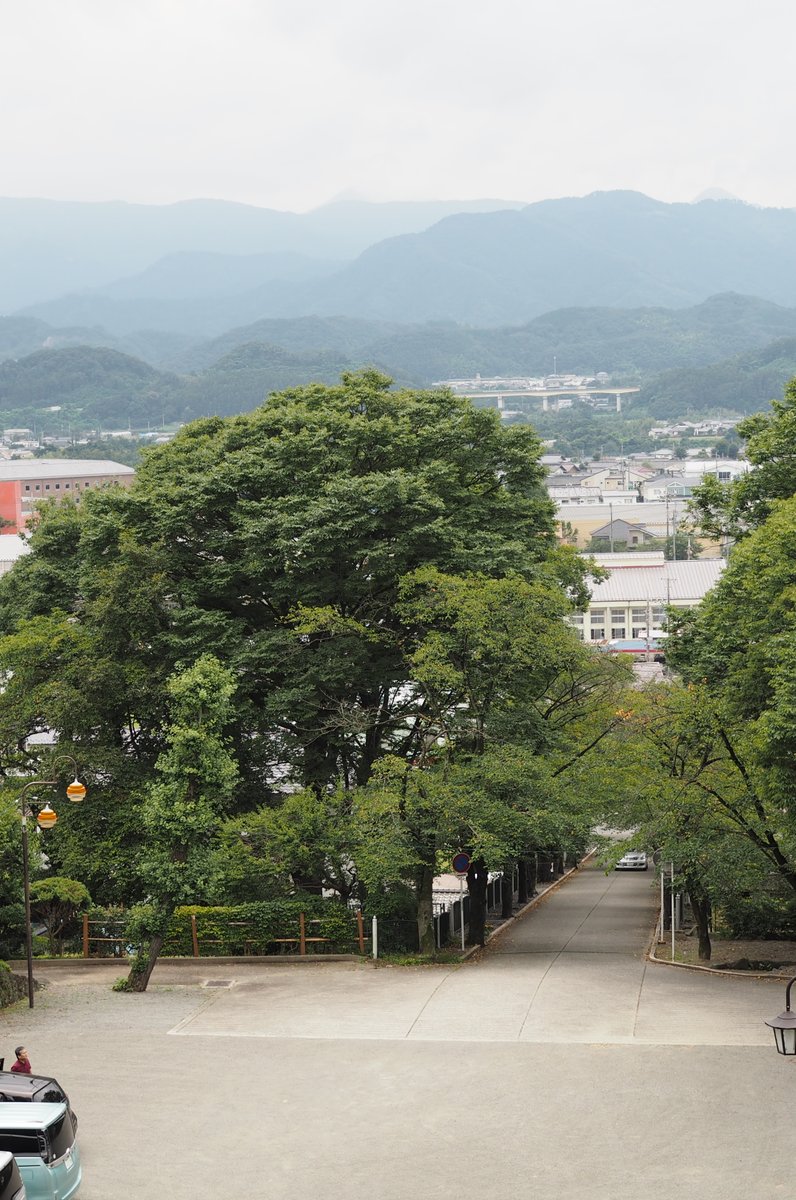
left=141, top=860, right=775, bottom=1047
left=2, top=861, right=793, bottom=1200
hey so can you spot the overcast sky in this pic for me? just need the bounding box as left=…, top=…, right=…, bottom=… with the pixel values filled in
left=3, top=0, right=795, bottom=212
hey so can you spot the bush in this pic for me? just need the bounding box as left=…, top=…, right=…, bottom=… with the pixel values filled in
left=718, top=891, right=796, bottom=939
left=0, top=903, right=25, bottom=959
left=0, top=960, right=28, bottom=1008
left=87, top=899, right=363, bottom=958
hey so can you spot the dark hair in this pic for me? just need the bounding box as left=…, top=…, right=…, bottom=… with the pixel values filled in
left=14, top=1047, right=25, bottom=1057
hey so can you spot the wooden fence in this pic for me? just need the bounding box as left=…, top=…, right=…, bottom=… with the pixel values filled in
left=81, top=910, right=367, bottom=958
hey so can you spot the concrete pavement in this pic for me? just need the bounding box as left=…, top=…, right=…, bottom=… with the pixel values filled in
left=152, top=861, right=779, bottom=1046
left=2, top=859, right=793, bottom=1200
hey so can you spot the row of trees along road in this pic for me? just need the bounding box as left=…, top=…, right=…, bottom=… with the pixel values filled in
left=591, top=378, right=796, bottom=961
left=0, top=370, right=630, bottom=988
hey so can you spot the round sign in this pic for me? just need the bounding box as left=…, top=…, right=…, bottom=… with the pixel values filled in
left=452, top=851, right=471, bottom=875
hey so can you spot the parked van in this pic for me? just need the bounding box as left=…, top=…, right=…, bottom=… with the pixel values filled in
left=0, top=1104, right=80, bottom=1200
left=0, top=1073, right=77, bottom=1131
left=0, top=1152, right=25, bottom=1200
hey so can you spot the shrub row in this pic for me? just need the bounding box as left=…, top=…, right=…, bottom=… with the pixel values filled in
left=86, top=899, right=362, bottom=957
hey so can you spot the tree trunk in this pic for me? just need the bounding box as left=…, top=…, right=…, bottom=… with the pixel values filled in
left=517, top=858, right=529, bottom=906
left=527, top=854, right=538, bottom=897
left=467, top=857, right=489, bottom=946
left=501, top=861, right=514, bottom=918
left=537, top=852, right=553, bottom=884
left=687, top=886, right=712, bottom=962
left=302, top=732, right=339, bottom=793
left=125, top=932, right=165, bottom=993
left=416, top=864, right=436, bottom=955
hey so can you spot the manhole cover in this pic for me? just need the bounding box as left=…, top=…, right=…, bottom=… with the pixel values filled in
left=202, top=979, right=234, bottom=988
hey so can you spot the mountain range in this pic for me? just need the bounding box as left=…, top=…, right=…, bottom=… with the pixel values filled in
left=0, top=195, right=523, bottom=312
left=16, top=190, right=796, bottom=335
left=5, top=190, right=796, bottom=432
left=2, top=292, right=796, bottom=432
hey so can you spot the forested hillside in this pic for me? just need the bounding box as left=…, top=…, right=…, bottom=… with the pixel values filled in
left=638, top=337, right=796, bottom=417
left=0, top=347, right=183, bottom=428
left=2, top=292, right=796, bottom=434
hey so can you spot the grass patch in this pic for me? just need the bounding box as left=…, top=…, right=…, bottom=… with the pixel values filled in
left=377, top=949, right=465, bottom=966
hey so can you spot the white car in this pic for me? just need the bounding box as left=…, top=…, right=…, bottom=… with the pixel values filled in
left=615, top=850, right=648, bottom=871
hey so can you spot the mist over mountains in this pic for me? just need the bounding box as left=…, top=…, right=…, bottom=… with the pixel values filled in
left=14, top=190, right=796, bottom=335
left=4, top=190, right=796, bottom=434
left=0, top=195, right=523, bottom=312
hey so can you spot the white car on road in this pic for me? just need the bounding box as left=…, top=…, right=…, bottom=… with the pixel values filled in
left=615, top=850, right=648, bottom=871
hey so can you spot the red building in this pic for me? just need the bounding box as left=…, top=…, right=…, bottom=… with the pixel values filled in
left=0, top=459, right=135, bottom=534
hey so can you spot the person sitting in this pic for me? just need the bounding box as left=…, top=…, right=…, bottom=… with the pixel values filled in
left=10, top=1046, right=31, bottom=1074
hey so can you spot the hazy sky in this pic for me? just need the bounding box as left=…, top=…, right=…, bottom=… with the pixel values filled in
left=3, top=0, right=795, bottom=212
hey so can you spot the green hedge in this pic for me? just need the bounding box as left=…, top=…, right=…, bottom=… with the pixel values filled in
left=88, top=900, right=363, bottom=957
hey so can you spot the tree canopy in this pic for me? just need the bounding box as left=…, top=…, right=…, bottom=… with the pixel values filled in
left=0, top=371, right=604, bottom=953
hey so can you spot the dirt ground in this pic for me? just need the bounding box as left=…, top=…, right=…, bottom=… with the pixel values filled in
left=656, top=931, right=796, bottom=974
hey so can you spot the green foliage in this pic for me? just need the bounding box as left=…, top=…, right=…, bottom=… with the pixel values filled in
left=93, top=899, right=361, bottom=956
left=35, top=438, right=144, bottom=467
left=179, top=342, right=360, bottom=418
left=528, top=404, right=654, bottom=459
left=168, top=902, right=357, bottom=955
left=7, top=290, right=796, bottom=438
left=0, top=959, right=27, bottom=1007
left=0, top=370, right=567, bottom=798
left=637, top=339, right=796, bottom=420
left=0, top=346, right=183, bottom=428
left=138, top=654, right=239, bottom=913
left=690, top=376, right=796, bottom=538
left=29, top=876, right=92, bottom=956
left=718, top=887, right=796, bottom=940
left=0, top=794, right=23, bottom=958
left=214, top=788, right=356, bottom=903
left=0, top=372, right=604, bottom=959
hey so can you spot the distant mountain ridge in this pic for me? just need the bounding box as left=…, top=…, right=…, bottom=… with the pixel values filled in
left=20, top=190, right=796, bottom=335
left=166, top=293, right=796, bottom=380
left=0, top=195, right=524, bottom=312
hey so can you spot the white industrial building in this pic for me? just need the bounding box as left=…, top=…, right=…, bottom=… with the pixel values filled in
left=569, top=553, right=725, bottom=642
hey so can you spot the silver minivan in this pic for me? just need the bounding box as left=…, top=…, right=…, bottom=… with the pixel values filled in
left=0, top=1104, right=80, bottom=1200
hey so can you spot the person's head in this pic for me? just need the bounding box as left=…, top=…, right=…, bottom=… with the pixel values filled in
left=14, top=1047, right=28, bottom=1062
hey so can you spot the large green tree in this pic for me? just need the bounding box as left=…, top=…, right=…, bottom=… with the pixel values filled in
left=124, top=654, right=239, bottom=992
left=0, top=372, right=586, bottom=891
left=0, top=369, right=605, bottom=940
left=613, top=501, right=796, bottom=917
left=689, top=376, right=796, bottom=539
left=348, top=568, right=627, bottom=949
left=601, top=685, right=788, bottom=960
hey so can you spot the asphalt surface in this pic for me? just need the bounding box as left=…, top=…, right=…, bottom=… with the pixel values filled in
left=1, top=861, right=792, bottom=1200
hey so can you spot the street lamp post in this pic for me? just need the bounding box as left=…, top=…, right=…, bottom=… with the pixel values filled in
left=765, top=975, right=796, bottom=1055
left=16, top=756, right=87, bottom=1008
